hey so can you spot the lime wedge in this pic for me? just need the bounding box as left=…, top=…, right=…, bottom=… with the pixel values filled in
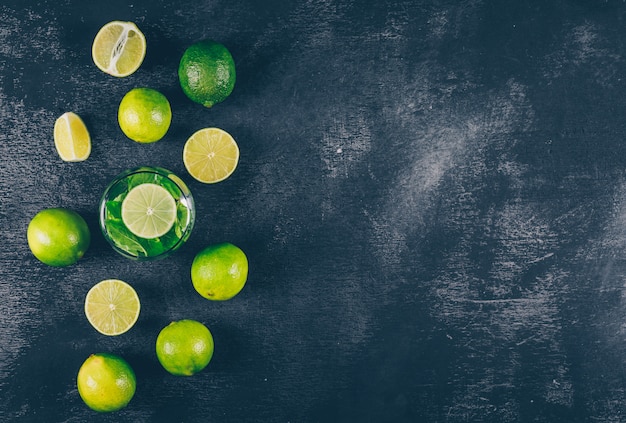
left=53, top=112, right=91, bottom=162
left=183, top=127, right=239, bottom=183
left=121, top=183, right=177, bottom=239
left=92, top=21, right=146, bottom=77
left=84, top=279, right=140, bottom=336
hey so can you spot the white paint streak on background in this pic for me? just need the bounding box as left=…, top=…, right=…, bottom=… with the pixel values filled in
left=542, top=22, right=621, bottom=87
left=372, top=79, right=534, bottom=268
left=572, top=179, right=626, bottom=420
left=321, top=111, right=372, bottom=179
left=0, top=6, right=64, bottom=60
left=368, top=54, right=578, bottom=417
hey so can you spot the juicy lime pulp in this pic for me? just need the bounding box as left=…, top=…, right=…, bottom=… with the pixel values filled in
left=53, top=112, right=91, bottom=162
left=27, top=208, right=91, bottom=267
left=92, top=21, right=146, bottom=77
left=118, top=88, right=172, bottom=143
left=178, top=39, right=236, bottom=108
left=121, top=183, right=177, bottom=239
left=77, top=353, right=136, bottom=412
left=100, top=168, right=195, bottom=260
left=156, top=320, right=214, bottom=376
left=191, top=242, right=248, bottom=301
left=183, top=127, right=239, bottom=184
left=84, top=279, right=141, bottom=336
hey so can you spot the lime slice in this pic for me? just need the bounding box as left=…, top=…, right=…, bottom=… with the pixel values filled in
left=92, top=21, right=146, bottom=77
left=183, top=127, right=239, bottom=183
left=84, top=279, right=140, bottom=336
left=121, top=183, right=177, bottom=239
left=53, top=112, right=91, bottom=162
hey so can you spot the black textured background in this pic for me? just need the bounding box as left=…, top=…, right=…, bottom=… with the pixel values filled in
left=1, top=1, right=626, bottom=422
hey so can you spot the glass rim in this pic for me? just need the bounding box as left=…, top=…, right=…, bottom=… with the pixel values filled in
left=99, top=166, right=195, bottom=261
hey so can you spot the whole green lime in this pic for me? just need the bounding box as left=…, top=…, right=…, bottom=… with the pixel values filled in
left=156, top=319, right=214, bottom=376
left=77, top=353, right=136, bottom=412
left=27, top=207, right=90, bottom=267
left=178, top=40, right=236, bottom=108
left=191, top=242, right=248, bottom=301
left=118, top=87, right=172, bottom=143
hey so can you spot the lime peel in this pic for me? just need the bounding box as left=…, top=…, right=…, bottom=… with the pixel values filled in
left=156, top=320, right=214, bottom=376
left=178, top=39, right=236, bottom=108
left=118, top=88, right=172, bottom=143
left=77, top=353, right=136, bottom=412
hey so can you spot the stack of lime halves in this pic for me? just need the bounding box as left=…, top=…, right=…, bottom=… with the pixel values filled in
left=26, top=19, right=251, bottom=414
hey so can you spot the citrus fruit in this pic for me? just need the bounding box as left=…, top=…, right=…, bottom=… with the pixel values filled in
left=183, top=127, right=239, bottom=183
left=120, top=183, right=177, bottom=239
left=191, top=243, right=248, bottom=301
left=156, top=319, right=214, bottom=376
left=27, top=208, right=91, bottom=267
left=84, top=279, right=141, bottom=336
left=92, top=21, right=146, bottom=77
left=178, top=40, right=236, bottom=108
left=118, top=88, right=171, bottom=143
left=77, top=353, right=136, bottom=412
left=53, top=112, right=91, bottom=162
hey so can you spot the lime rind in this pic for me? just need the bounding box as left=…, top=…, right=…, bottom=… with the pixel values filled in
left=178, top=40, right=236, bottom=107
left=118, top=88, right=172, bottom=143
left=77, top=353, right=136, bottom=412
left=156, top=320, right=214, bottom=376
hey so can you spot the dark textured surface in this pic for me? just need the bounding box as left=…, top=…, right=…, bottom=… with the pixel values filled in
left=1, top=1, right=626, bottom=422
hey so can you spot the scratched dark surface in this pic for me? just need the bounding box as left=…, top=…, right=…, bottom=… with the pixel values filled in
left=1, top=0, right=626, bottom=422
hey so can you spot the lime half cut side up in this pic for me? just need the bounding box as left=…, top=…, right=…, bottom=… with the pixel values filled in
left=84, top=279, right=140, bottom=336
left=121, top=183, right=177, bottom=239
left=183, top=127, right=240, bottom=184
left=92, top=21, right=146, bottom=77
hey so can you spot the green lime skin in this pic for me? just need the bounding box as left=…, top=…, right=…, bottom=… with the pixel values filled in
left=118, top=87, right=172, bottom=143
left=156, top=320, right=214, bottom=376
left=77, top=353, right=136, bottom=413
left=178, top=40, right=236, bottom=108
left=27, top=207, right=91, bottom=267
left=191, top=242, right=248, bottom=301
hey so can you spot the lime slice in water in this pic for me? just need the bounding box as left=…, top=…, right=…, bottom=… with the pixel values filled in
left=121, top=183, right=177, bottom=239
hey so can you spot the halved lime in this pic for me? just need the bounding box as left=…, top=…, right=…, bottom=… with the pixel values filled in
left=92, top=21, right=146, bottom=77
left=183, top=127, right=239, bottom=183
left=84, top=279, right=140, bottom=336
left=121, top=183, right=177, bottom=239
